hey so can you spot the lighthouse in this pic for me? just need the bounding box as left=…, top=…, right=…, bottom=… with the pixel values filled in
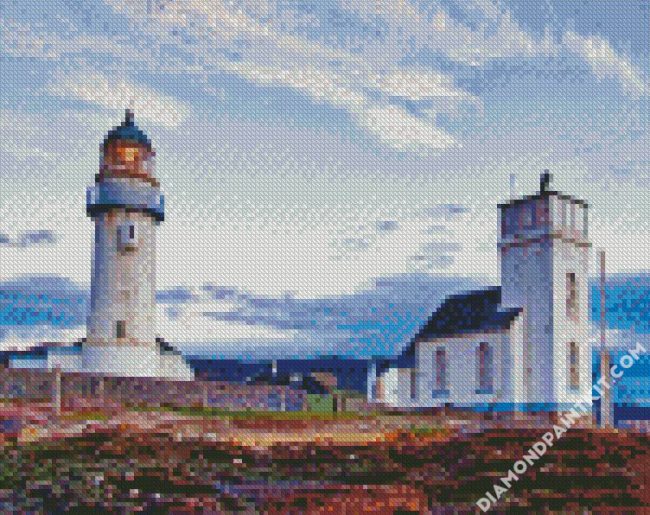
left=373, top=172, right=592, bottom=411
left=82, top=110, right=193, bottom=379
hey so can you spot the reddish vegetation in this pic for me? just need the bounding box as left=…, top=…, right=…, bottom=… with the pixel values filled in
left=262, top=484, right=427, bottom=513
left=1, top=418, right=647, bottom=512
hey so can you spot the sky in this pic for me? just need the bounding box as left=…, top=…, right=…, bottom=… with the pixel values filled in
left=0, top=0, right=648, bottom=356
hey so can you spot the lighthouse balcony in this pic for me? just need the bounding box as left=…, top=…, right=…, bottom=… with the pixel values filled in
left=87, top=181, right=164, bottom=221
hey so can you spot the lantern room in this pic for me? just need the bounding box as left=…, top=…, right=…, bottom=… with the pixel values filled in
left=99, top=109, right=157, bottom=184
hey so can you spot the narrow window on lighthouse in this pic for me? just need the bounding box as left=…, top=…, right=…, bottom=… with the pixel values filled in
left=116, top=320, right=126, bottom=339
left=566, top=272, right=578, bottom=320
left=118, top=222, right=137, bottom=250
left=568, top=341, right=580, bottom=391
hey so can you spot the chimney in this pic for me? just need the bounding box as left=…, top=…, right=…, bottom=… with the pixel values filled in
left=540, top=170, right=552, bottom=193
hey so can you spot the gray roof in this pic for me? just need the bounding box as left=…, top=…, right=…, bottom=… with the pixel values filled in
left=396, top=287, right=521, bottom=368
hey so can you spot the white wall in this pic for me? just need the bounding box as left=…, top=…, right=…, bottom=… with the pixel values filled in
left=87, top=179, right=158, bottom=347
left=160, top=352, right=195, bottom=381
left=47, top=347, right=83, bottom=373
left=82, top=344, right=161, bottom=378
left=500, top=194, right=591, bottom=406
left=551, top=210, right=591, bottom=405
left=501, top=238, right=554, bottom=402
left=414, top=329, right=517, bottom=408
left=377, top=367, right=415, bottom=407
left=506, top=314, right=526, bottom=404
left=9, top=357, right=48, bottom=370
left=380, top=367, right=401, bottom=405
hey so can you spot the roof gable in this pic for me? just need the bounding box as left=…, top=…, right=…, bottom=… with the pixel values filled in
left=417, top=286, right=521, bottom=339
left=395, top=287, right=521, bottom=368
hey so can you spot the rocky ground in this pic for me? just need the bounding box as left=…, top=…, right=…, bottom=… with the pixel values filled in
left=0, top=407, right=648, bottom=513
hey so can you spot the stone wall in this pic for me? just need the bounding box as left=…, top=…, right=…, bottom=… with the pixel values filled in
left=0, top=367, right=306, bottom=411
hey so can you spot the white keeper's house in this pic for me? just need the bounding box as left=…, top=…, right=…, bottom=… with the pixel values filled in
left=369, top=173, right=592, bottom=411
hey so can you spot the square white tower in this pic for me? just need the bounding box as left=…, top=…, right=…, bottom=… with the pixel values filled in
left=498, top=173, right=591, bottom=408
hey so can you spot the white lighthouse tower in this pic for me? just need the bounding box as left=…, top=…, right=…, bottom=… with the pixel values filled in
left=82, top=110, right=193, bottom=380
left=499, top=172, right=591, bottom=408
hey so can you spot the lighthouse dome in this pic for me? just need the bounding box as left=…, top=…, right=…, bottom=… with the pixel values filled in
left=105, top=109, right=151, bottom=148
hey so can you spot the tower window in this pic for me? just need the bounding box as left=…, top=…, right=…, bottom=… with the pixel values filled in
left=505, top=208, right=515, bottom=236
left=521, top=203, right=532, bottom=229
left=568, top=341, right=580, bottom=390
left=560, top=200, right=567, bottom=229
left=566, top=272, right=578, bottom=320
left=525, top=202, right=536, bottom=229
left=116, top=320, right=126, bottom=339
left=536, top=199, right=549, bottom=228
left=476, top=342, right=494, bottom=394
left=117, top=222, right=138, bottom=250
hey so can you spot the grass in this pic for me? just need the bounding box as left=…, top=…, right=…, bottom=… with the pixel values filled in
left=60, top=410, right=111, bottom=422
left=129, top=404, right=367, bottom=421
left=407, top=425, right=451, bottom=437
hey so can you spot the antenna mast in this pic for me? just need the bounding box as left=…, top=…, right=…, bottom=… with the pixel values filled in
left=599, top=250, right=613, bottom=428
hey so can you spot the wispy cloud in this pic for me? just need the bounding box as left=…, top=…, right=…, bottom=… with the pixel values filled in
left=184, top=273, right=482, bottom=356
left=375, top=70, right=471, bottom=101
left=420, top=242, right=463, bottom=254
left=338, top=0, right=646, bottom=98
left=0, top=19, right=60, bottom=60
left=376, top=220, right=399, bottom=233
left=0, top=141, right=59, bottom=162
left=5, top=0, right=644, bottom=157
left=0, top=18, right=134, bottom=61
left=47, top=71, right=190, bottom=127
left=0, top=0, right=647, bottom=288
left=562, top=31, right=647, bottom=97
left=411, top=241, right=463, bottom=271
left=411, top=254, right=455, bottom=271
left=98, top=0, right=470, bottom=153
left=422, top=203, right=471, bottom=219
left=0, top=230, right=57, bottom=248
